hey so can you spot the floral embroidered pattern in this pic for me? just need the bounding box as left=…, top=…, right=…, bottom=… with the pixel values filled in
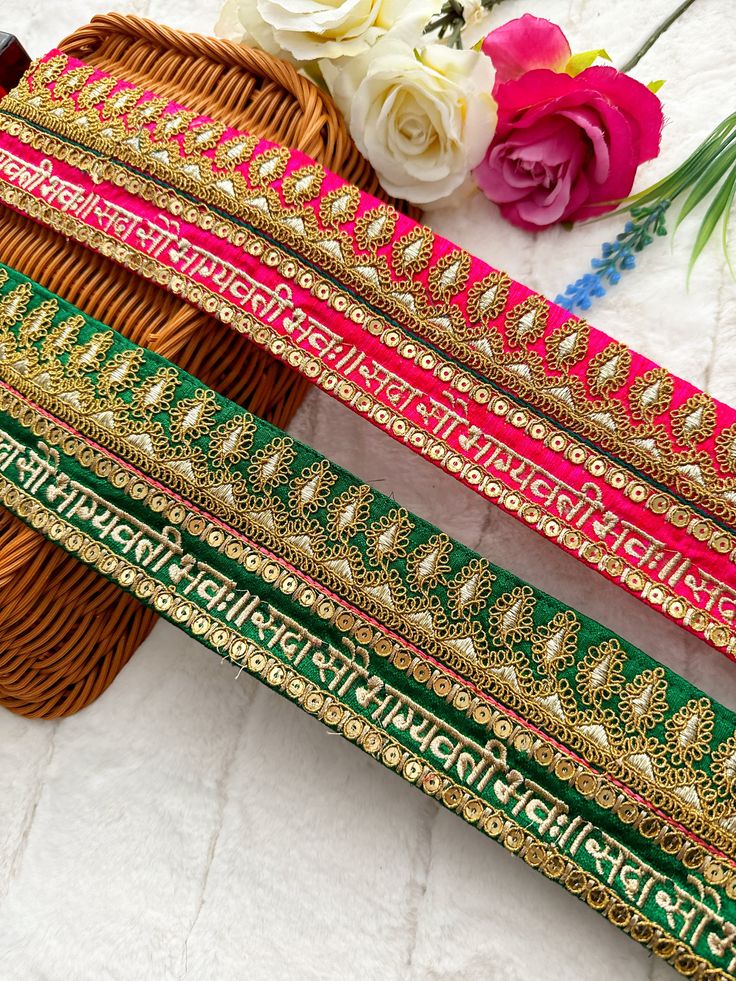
left=1, top=265, right=736, bottom=978
left=1, top=265, right=736, bottom=868
left=0, top=52, right=735, bottom=666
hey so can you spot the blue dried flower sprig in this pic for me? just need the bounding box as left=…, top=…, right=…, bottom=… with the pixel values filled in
left=556, top=111, right=736, bottom=314
left=556, top=201, right=670, bottom=312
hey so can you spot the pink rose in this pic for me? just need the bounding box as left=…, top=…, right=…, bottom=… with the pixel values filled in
left=474, top=15, right=664, bottom=230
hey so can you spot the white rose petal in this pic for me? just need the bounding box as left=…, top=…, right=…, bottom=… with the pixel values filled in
left=328, top=35, right=497, bottom=205
left=222, top=0, right=432, bottom=62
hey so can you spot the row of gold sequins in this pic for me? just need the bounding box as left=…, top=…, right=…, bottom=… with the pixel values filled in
left=2, top=240, right=736, bottom=858
left=2, top=380, right=734, bottom=888
left=1, top=108, right=734, bottom=572
left=0, top=461, right=727, bottom=980
left=0, top=139, right=732, bottom=662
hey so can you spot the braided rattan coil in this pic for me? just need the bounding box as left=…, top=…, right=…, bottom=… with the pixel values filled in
left=0, top=13, right=413, bottom=718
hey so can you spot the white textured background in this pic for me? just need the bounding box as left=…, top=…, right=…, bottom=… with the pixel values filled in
left=1, top=1, right=735, bottom=978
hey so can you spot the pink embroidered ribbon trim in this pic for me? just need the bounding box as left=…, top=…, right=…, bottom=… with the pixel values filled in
left=0, top=50, right=734, bottom=657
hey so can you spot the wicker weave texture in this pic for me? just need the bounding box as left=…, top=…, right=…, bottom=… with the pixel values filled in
left=0, top=13, right=411, bottom=718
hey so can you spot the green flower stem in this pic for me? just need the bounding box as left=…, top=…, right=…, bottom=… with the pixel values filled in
left=620, top=0, right=699, bottom=72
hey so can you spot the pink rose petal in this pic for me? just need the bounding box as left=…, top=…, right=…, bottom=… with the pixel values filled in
left=482, top=15, right=571, bottom=89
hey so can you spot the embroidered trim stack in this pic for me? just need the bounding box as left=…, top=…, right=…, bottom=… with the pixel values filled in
left=0, top=263, right=735, bottom=977
left=0, top=53, right=734, bottom=660
left=0, top=52, right=736, bottom=658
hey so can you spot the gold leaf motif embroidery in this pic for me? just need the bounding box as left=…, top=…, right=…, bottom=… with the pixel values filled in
left=241, top=491, right=288, bottom=536
left=578, top=639, right=627, bottom=705
left=672, top=393, right=717, bottom=447
left=546, top=318, right=590, bottom=369
left=488, top=586, right=535, bottom=647
left=505, top=295, right=548, bottom=348
left=321, top=544, right=362, bottom=586
left=392, top=226, right=433, bottom=275
left=50, top=65, right=94, bottom=102
left=424, top=304, right=465, bottom=340
left=153, top=108, right=197, bottom=143
left=501, top=350, right=548, bottom=390
left=319, top=185, right=360, bottom=228
left=665, top=697, right=714, bottom=765
left=587, top=342, right=631, bottom=395
left=0, top=282, right=32, bottom=328
left=712, top=732, right=736, bottom=796
left=365, top=507, right=413, bottom=565
left=208, top=415, right=256, bottom=466
left=67, top=331, right=113, bottom=374
left=467, top=271, right=510, bottom=325
left=447, top=558, right=495, bottom=618
left=282, top=164, right=325, bottom=205
left=100, top=84, right=140, bottom=120
left=354, top=206, right=397, bottom=251
left=127, top=96, right=169, bottom=133
left=438, top=620, right=487, bottom=662
left=404, top=594, right=445, bottom=637
left=182, top=119, right=225, bottom=155
left=467, top=326, right=504, bottom=361
left=40, top=315, right=84, bottom=361
left=213, top=134, right=259, bottom=172
left=247, top=436, right=296, bottom=492
left=362, top=567, right=407, bottom=609
left=629, top=367, right=674, bottom=419
left=619, top=667, right=669, bottom=733
left=170, top=388, right=220, bottom=441
left=407, top=534, right=453, bottom=592
left=715, top=423, right=736, bottom=474
left=17, top=298, right=58, bottom=345
left=248, top=146, right=290, bottom=188
left=131, top=365, right=179, bottom=416
left=531, top=610, right=580, bottom=676
left=327, top=484, right=373, bottom=540
left=75, top=74, right=115, bottom=110
left=352, top=258, right=391, bottom=291
left=98, top=348, right=144, bottom=396
left=428, top=250, right=471, bottom=301
left=290, top=459, right=338, bottom=516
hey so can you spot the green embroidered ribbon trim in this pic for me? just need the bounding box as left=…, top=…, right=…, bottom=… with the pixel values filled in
left=0, top=262, right=734, bottom=979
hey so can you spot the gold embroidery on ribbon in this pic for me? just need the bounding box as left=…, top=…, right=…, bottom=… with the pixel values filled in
left=1, top=69, right=736, bottom=652
left=0, top=463, right=732, bottom=981
left=1, top=287, right=735, bottom=866
left=8, top=61, right=733, bottom=516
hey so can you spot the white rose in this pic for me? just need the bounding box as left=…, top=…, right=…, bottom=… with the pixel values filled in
left=217, top=0, right=428, bottom=61
left=327, top=36, right=497, bottom=205
left=460, top=0, right=495, bottom=46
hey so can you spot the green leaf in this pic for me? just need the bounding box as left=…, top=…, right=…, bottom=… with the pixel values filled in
left=565, top=49, right=611, bottom=75
left=583, top=113, right=736, bottom=225
left=721, top=165, right=736, bottom=279
left=677, top=140, right=736, bottom=228
left=619, top=116, right=736, bottom=213
left=688, top=161, right=736, bottom=276
left=647, top=79, right=666, bottom=93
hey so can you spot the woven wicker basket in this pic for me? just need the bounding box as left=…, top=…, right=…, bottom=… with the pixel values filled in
left=0, top=13, right=412, bottom=719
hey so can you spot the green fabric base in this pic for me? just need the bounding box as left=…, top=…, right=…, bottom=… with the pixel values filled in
left=0, top=263, right=734, bottom=979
